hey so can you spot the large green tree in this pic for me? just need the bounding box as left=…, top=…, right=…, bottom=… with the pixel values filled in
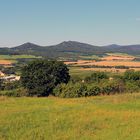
left=20, top=60, right=70, bottom=96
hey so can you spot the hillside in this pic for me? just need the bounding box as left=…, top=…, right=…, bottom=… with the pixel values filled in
left=0, top=41, right=140, bottom=58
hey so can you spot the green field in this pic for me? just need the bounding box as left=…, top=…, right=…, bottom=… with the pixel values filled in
left=0, top=55, right=42, bottom=60
left=106, top=53, right=134, bottom=57
left=79, top=55, right=100, bottom=60
left=69, top=67, right=95, bottom=78
left=0, top=93, right=140, bottom=140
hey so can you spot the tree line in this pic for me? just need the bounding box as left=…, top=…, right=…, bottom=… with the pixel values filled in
left=1, top=59, right=140, bottom=97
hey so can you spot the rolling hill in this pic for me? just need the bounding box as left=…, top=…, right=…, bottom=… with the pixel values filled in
left=0, top=41, right=140, bottom=58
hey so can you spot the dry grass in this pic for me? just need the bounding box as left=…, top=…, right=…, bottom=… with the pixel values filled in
left=79, top=67, right=127, bottom=72
left=79, top=67, right=140, bottom=73
left=64, top=60, right=96, bottom=65
left=101, top=56, right=135, bottom=61
left=75, top=61, right=140, bottom=67
left=0, top=94, right=140, bottom=140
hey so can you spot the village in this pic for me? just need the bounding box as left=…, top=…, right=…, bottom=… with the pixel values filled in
left=0, top=61, right=20, bottom=82
left=0, top=71, right=20, bottom=82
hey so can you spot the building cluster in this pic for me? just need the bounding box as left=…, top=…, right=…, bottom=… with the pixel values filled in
left=0, top=71, right=20, bottom=82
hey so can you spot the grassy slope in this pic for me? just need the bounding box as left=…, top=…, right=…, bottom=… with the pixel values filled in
left=0, top=94, right=140, bottom=140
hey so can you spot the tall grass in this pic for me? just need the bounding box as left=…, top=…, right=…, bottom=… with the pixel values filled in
left=0, top=94, right=140, bottom=140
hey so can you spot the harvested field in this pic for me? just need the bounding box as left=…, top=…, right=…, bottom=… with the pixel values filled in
left=65, top=60, right=95, bottom=65
left=0, top=60, right=12, bottom=65
left=76, top=61, right=140, bottom=67
left=101, top=56, right=135, bottom=61
left=79, top=68, right=127, bottom=72
left=79, top=67, right=140, bottom=72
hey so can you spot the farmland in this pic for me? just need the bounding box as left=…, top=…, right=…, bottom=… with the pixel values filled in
left=77, top=61, right=140, bottom=67
left=0, top=55, right=41, bottom=60
left=0, top=54, right=140, bottom=140
left=0, top=55, right=42, bottom=64
left=0, top=60, right=13, bottom=65
left=66, top=53, right=140, bottom=74
left=0, top=93, right=140, bottom=140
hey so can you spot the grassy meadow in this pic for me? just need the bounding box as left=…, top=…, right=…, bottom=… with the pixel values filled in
left=0, top=93, right=140, bottom=140
left=69, top=67, right=96, bottom=78
left=0, top=55, right=42, bottom=60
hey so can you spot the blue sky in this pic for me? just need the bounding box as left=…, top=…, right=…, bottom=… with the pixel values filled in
left=0, top=0, right=140, bottom=47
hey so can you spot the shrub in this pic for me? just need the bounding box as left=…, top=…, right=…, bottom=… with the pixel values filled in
left=86, top=85, right=101, bottom=96
left=0, top=88, right=28, bottom=97
left=101, top=79, right=125, bottom=95
left=124, top=70, right=140, bottom=81
left=125, top=82, right=140, bottom=93
left=54, top=83, right=87, bottom=98
left=85, top=71, right=108, bottom=83
left=54, top=82, right=102, bottom=98
left=21, top=60, right=70, bottom=96
left=3, top=81, right=21, bottom=90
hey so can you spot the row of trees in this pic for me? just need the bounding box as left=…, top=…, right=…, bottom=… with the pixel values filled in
left=54, top=70, right=140, bottom=98
left=1, top=59, right=140, bottom=97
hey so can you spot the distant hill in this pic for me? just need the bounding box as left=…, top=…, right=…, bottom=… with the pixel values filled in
left=104, top=44, right=140, bottom=55
left=0, top=41, right=140, bottom=58
left=46, top=41, right=105, bottom=55
left=117, top=45, right=140, bottom=55
left=12, top=42, right=43, bottom=51
left=103, top=44, right=122, bottom=49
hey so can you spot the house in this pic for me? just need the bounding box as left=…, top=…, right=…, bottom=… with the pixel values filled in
left=1, top=75, right=20, bottom=82
left=0, top=71, right=5, bottom=77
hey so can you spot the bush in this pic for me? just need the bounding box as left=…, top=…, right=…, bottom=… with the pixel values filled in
left=124, top=70, right=140, bottom=81
left=101, top=79, right=125, bottom=95
left=125, top=82, right=140, bottom=93
left=85, top=71, right=108, bottom=83
left=54, top=82, right=102, bottom=98
left=0, top=88, right=28, bottom=97
left=54, top=83, right=87, bottom=98
left=21, top=60, right=70, bottom=96
left=3, top=81, right=21, bottom=90
left=86, top=85, right=101, bottom=96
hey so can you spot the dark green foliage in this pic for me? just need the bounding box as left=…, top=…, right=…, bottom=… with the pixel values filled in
left=54, top=83, right=87, bottom=98
left=124, top=70, right=140, bottom=81
left=1, top=67, right=15, bottom=75
left=54, top=82, right=102, bottom=98
left=125, top=82, right=140, bottom=93
left=3, top=81, right=20, bottom=90
left=86, top=85, right=101, bottom=96
left=84, top=71, right=108, bottom=83
left=101, top=79, right=125, bottom=95
left=0, top=88, right=28, bottom=97
left=115, top=65, right=129, bottom=69
left=102, top=84, right=118, bottom=95
left=53, top=74, right=127, bottom=98
left=0, top=79, right=3, bottom=90
left=20, top=60, right=70, bottom=96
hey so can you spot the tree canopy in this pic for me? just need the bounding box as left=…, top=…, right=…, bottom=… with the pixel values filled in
left=20, top=60, right=70, bottom=96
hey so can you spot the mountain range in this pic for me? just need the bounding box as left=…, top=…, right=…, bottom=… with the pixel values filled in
left=0, top=41, right=140, bottom=58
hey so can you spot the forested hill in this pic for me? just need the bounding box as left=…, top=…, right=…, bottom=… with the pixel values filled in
left=0, top=41, right=140, bottom=58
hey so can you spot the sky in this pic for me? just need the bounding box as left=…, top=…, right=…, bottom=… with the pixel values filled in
left=0, top=0, right=140, bottom=47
